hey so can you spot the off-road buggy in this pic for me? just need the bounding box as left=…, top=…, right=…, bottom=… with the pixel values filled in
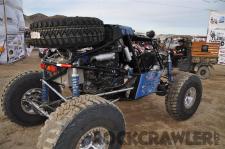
left=1, top=17, right=202, bottom=149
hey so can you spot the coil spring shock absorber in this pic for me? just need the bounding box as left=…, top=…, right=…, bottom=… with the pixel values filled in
left=167, top=51, right=174, bottom=82
left=72, top=68, right=80, bottom=97
left=42, top=71, right=49, bottom=102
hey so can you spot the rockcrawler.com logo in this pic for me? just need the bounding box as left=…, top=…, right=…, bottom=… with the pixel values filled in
left=107, top=130, right=220, bottom=146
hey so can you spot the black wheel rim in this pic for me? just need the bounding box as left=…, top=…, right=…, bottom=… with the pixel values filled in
left=200, top=69, right=206, bottom=76
left=76, top=127, right=110, bottom=149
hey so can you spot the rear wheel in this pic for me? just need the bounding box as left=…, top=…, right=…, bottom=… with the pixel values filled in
left=37, top=95, right=125, bottom=149
left=166, top=73, right=202, bottom=120
left=197, top=66, right=210, bottom=80
left=1, top=71, right=61, bottom=126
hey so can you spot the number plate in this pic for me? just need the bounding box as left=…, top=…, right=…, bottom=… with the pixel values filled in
left=31, top=32, right=41, bottom=39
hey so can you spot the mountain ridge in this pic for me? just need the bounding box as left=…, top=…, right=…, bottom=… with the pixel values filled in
left=24, top=13, right=66, bottom=27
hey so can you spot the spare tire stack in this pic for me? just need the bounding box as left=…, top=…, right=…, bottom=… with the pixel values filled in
left=28, top=17, right=105, bottom=49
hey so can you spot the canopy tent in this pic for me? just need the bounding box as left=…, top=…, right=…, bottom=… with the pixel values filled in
left=0, top=0, right=26, bottom=64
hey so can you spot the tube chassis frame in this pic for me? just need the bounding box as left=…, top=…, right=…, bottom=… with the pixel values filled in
left=38, top=33, right=174, bottom=117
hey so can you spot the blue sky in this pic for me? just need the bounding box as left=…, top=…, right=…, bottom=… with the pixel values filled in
left=23, top=0, right=225, bottom=35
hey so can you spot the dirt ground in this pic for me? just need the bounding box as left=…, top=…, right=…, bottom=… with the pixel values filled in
left=0, top=51, right=225, bottom=149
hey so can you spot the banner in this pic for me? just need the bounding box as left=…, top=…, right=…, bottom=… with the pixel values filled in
left=0, top=4, right=7, bottom=63
left=207, top=12, right=225, bottom=65
left=0, top=0, right=25, bottom=64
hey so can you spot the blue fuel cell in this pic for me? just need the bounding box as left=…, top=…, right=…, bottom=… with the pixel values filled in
left=119, top=25, right=134, bottom=36
left=135, top=71, right=162, bottom=99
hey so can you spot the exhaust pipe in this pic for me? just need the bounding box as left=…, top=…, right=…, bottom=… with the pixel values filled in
left=91, top=53, right=116, bottom=61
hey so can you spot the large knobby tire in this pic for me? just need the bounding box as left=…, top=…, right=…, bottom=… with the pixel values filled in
left=166, top=73, right=202, bottom=120
left=30, top=17, right=103, bottom=29
left=37, top=95, right=125, bottom=149
left=28, top=17, right=105, bottom=49
left=0, top=71, right=61, bottom=126
left=196, top=66, right=210, bottom=80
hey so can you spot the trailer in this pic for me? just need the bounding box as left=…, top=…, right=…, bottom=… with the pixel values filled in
left=164, top=35, right=220, bottom=79
left=190, top=40, right=220, bottom=79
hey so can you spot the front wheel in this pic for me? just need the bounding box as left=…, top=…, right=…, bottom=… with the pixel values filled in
left=37, top=95, right=125, bottom=149
left=165, top=73, right=202, bottom=120
left=1, top=71, right=61, bottom=126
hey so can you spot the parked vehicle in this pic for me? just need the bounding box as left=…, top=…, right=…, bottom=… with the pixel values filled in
left=164, top=36, right=220, bottom=79
left=1, top=17, right=202, bottom=149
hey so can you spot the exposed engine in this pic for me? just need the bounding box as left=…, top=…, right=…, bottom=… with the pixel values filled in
left=82, top=52, right=124, bottom=94
left=43, top=39, right=161, bottom=95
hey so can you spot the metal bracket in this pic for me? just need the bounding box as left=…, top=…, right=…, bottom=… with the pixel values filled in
left=42, top=79, right=67, bottom=101
left=96, top=87, right=134, bottom=96
left=29, top=101, right=50, bottom=117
